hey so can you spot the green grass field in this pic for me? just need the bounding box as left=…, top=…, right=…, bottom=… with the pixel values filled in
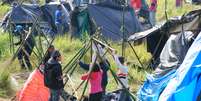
left=0, top=0, right=200, bottom=99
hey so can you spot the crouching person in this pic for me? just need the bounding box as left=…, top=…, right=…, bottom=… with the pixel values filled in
left=44, top=50, right=67, bottom=101
left=81, top=62, right=103, bottom=101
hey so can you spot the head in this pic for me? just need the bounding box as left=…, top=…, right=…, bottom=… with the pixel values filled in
left=48, top=45, right=55, bottom=53
left=57, top=5, right=62, bottom=10
left=118, top=56, right=125, bottom=65
left=14, top=25, right=23, bottom=33
left=91, top=63, right=100, bottom=72
left=51, top=50, right=61, bottom=61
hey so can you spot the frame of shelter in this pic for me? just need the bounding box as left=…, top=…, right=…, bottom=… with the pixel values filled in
left=6, top=10, right=55, bottom=69
left=61, top=28, right=145, bottom=101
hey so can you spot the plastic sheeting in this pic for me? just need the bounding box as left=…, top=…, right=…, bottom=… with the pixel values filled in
left=137, top=31, right=194, bottom=101
left=158, top=32, right=201, bottom=101
left=87, top=0, right=142, bottom=41
left=16, top=69, right=50, bottom=101
left=137, top=70, right=176, bottom=101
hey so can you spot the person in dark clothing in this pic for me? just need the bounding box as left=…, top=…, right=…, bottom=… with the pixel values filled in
left=14, top=25, right=35, bottom=70
left=39, top=45, right=55, bottom=73
left=43, top=45, right=55, bottom=64
left=70, top=7, right=80, bottom=38
left=55, top=5, right=64, bottom=35
left=44, top=50, right=66, bottom=101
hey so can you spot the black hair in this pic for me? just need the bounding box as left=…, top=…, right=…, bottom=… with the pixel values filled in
left=51, top=50, right=61, bottom=60
left=57, top=5, right=62, bottom=9
left=92, top=63, right=100, bottom=72
left=48, top=45, right=54, bottom=49
left=118, top=56, right=125, bottom=64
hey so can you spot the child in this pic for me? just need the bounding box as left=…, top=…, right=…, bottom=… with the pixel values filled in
left=112, top=50, right=129, bottom=89
left=81, top=63, right=103, bottom=101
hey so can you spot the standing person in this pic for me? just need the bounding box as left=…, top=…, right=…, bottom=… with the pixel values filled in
left=111, top=50, right=129, bottom=89
left=14, top=25, right=35, bottom=70
left=70, top=7, right=80, bottom=38
left=39, top=45, right=55, bottom=73
left=43, top=45, right=55, bottom=64
left=55, top=5, right=64, bottom=35
left=81, top=62, right=103, bottom=101
left=44, top=50, right=66, bottom=101
left=149, top=0, right=157, bottom=26
left=78, top=44, right=110, bottom=92
left=176, top=0, right=182, bottom=7
left=111, top=50, right=132, bottom=101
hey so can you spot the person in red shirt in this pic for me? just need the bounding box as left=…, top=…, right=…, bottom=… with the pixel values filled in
left=130, top=0, right=142, bottom=11
left=149, top=0, right=157, bottom=26
left=81, top=63, right=103, bottom=101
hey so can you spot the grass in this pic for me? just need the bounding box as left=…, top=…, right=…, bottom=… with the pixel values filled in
left=156, top=0, right=201, bottom=21
left=0, top=0, right=200, bottom=99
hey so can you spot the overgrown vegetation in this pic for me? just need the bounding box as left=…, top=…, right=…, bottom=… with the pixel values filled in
left=0, top=0, right=200, bottom=99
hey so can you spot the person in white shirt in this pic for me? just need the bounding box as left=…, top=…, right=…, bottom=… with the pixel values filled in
left=111, top=50, right=129, bottom=89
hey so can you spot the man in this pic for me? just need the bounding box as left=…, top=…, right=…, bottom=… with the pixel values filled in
left=14, top=25, right=35, bottom=70
left=44, top=50, right=66, bottom=101
left=44, top=50, right=77, bottom=101
left=43, top=45, right=55, bottom=64
left=55, top=5, right=64, bottom=35
left=149, top=0, right=157, bottom=26
left=39, top=45, right=55, bottom=73
left=70, top=7, right=80, bottom=38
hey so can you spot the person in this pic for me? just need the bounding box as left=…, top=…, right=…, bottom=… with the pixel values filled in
left=111, top=50, right=132, bottom=101
left=81, top=62, right=103, bottom=101
left=111, top=50, right=129, bottom=89
left=70, top=7, right=80, bottom=38
left=149, top=0, right=157, bottom=26
left=55, top=5, right=64, bottom=35
left=78, top=44, right=110, bottom=92
left=39, top=45, right=55, bottom=73
left=14, top=25, right=35, bottom=70
left=44, top=50, right=67, bottom=101
left=43, top=45, right=55, bottom=64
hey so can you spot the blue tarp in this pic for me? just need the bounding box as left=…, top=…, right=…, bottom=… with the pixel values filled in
left=137, top=70, right=176, bottom=101
left=158, top=32, right=201, bottom=101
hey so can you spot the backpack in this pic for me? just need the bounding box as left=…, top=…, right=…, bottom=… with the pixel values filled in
left=44, top=64, right=55, bottom=87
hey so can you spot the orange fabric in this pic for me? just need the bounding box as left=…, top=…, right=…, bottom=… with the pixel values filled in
left=17, top=69, right=50, bottom=101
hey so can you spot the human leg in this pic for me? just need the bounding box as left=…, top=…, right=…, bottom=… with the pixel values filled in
left=17, top=50, right=25, bottom=69
left=49, top=89, right=60, bottom=101
left=89, top=92, right=103, bottom=101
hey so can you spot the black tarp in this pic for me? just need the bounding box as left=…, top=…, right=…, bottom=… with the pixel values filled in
left=128, top=9, right=201, bottom=61
left=86, top=0, right=143, bottom=41
left=1, top=2, right=71, bottom=34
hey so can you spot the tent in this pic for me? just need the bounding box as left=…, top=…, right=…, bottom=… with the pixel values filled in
left=16, top=69, right=50, bottom=101
left=158, top=31, right=201, bottom=101
left=1, top=2, right=71, bottom=35
left=75, top=0, right=143, bottom=41
left=127, top=9, right=201, bottom=101
left=128, top=9, right=201, bottom=63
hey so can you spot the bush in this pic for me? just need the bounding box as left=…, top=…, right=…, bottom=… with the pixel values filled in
left=0, top=69, right=14, bottom=98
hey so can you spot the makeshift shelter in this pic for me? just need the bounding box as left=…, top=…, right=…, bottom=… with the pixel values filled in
left=16, top=69, right=50, bottom=101
left=128, top=9, right=201, bottom=101
left=1, top=2, right=71, bottom=35
left=74, top=0, right=143, bottom=41
left=128, top=9, right=201, bottom=65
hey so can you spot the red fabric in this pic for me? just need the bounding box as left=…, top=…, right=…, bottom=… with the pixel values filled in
left=81, top=71, right=103, bottom=94
left=117, top=73, right=128, bottom=77
left=130, top=0, right=142, bottom=10
left=17, top=69, right=50, bottom=101
left=149, top=0, right=157, bottom=11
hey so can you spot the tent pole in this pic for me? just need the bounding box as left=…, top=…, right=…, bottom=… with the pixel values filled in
left=121, top=0, right=127, bottom=57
